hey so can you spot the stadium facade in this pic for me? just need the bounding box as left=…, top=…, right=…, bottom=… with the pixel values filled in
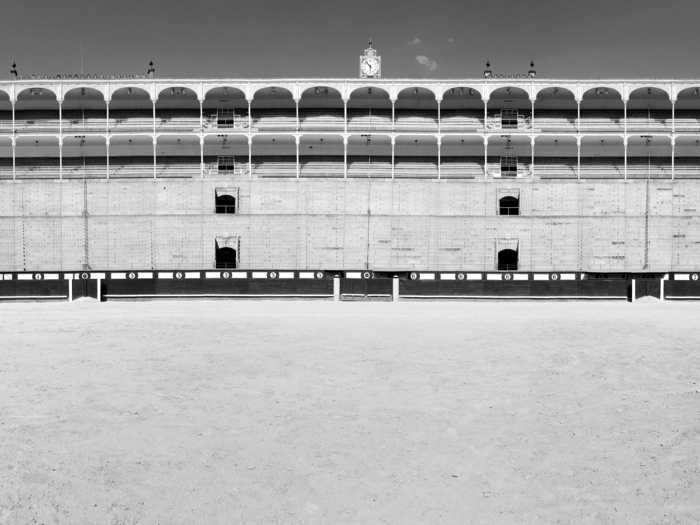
left=2, top=46, right=700, bottom=282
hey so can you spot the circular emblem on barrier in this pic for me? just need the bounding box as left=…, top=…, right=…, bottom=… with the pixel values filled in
left=127, top=272, right=136, bottom=280
left=33, top=273, right=43, bottom=280
left=456, top=272, right=466, bottom=281
left=222, top=271, right=231, bottom=279
left=174, top=271, right=184, bottom=280
left=81, top=272, right=90, bottom=280
left=550, top=273, right=560, bottom=281
left=362, top=271, right=372, bottom=279
left=315, top=271, right=324, bottom=279
left=691, top=273, right=699, bottom=281
left=269, top=271, right=278, bottom=279
left=409, top=272, right=418, bottom=280
left=503, top=273, right=513, bottom=281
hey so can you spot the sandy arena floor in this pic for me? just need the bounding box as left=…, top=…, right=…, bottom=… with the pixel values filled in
left=0, top=299, right=699, bottom=524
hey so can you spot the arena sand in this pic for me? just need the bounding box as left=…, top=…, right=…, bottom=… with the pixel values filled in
left=0, top=299, right=698, bottom=524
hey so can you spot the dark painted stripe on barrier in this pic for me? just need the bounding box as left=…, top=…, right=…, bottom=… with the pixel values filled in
left=664, top=281, right=700, bottom=299
left=339, top=278, right=393, bottom=297
left=101, top=278, right=333, bottom=299
left=399, top=279, right=632, bottom=299
left=0, top=280, right=68, bottom=300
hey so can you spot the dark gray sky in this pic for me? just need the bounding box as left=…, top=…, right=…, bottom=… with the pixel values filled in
left=1, top=0, right=697, bottom=78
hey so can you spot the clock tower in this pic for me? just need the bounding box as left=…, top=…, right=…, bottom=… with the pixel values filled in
left=359, top=40, right=381, bottom=79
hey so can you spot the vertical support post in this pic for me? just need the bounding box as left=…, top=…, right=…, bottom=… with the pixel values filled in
left=391, top=135, right=395, bottom=180
left=11, top=138, right=15, bottom=181
left=483, top=136, right=488, bottom=178
left=531, top=98, right=535, bottom=131
left=631, top=278, right=636, bottom=302
left=576, top=98, right=581, bottom=132
left=199, top=136, right=204, bottom=178
left=671, top=99, right=675, bottom=135
left=391, top=98, right=396, bottom=132
left=58, top=98, right=63, bottom=180
left=248, top=135, right=253, bottom=178
left=437, top=98, right=441, bottom=134
left=152, top=136, right=157, bottom=179
left=660, top=275, right=665, bottom=301
left=343, top=135, right=348, bottom=179
left=295, top=97, right=300, bottom=132
left=437, top=136, right=441, bottom=180
left=671, top=138, right=675, bottom=181
left=106, top=138, right=110, bottom=179
left=623, top=99, right=628, bottom=180
left=247, top=99, right=252, bottom=131
left=483, top=98, right=488, bottom=131
left=97, top=278, right=102, bottom=302
left=530, top=136, right=535, bottom=177
left=105, top=97, right=110, bottom=179
left=152, top=97, right=157, bottom=179
left=392, top=276, right=399, bottom=302
left=333, top=275, right=340, bottom=301
left=67, top=276, right=73, bottom=302
left=295, top=134, right=300, bottom=179
left=343, top=98, right=348, bottom=135
left=577, top=135, right=581, bottom=180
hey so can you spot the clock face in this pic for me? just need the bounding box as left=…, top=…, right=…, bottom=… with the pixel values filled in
left=361, top=57, right=379, bottom=76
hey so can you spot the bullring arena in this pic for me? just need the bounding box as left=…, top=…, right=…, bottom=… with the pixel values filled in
left=1, top=43, right=700, bottom=524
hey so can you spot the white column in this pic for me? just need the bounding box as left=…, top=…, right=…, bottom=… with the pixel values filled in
left=671, top=137, right=675, bottom=181
left=343, top=135, right=348, bottom=179
left=199, top=99, right=203, bottom=131
left=58, top=98, right=63, bottom=180
left=153, top=136, right=157, bottom=179
left=391, top=97, right=396, bottom=132
left=199, top=136, right=204, bottom=178
left=248, top=135, right=253, bottom=178
left=577, top=136, right=581, bottom=180
left=247, top=99, right=252, bottom=130
left=671, top=99, right=676, bottom=135
left=295, top=97, right=300, bottom=132
left=623, top=136, right=628, bottom=181
left=391, top=135, right=395, bottom=179
left=295, top=134, right=300, bottom=179
left=483, top=136, right=488, bottom=177
left=152, top=98, right=157, bottom=179
left=530, top=136, right=535, bottom=177
left=483, top=99, right=488, bottom=131
left=11, top=101, right=15, bottom=180
left=623, top=99, right=628, bottom=181
left=437, top=136, right=441, bottom=179
left=343, top=98, right=348, bottom=134
left=105, top=97, right=110, bottom=178
left=531, top=98, right=535, bottom=131
left=437, top=98, right=441, bottom=134
left=106, top=138, right=110, bottom=179
left=576, top=98, right=581, bottom=132
left=105, top=97, right=110, bottom=135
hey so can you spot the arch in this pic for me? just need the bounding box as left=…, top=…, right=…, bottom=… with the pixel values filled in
left=299, top=86, right=343, bottom=104
left=298, top=86, right=344, bottom=132
left=252, top=86, right=294, bottom=101
left=63, top=87, right=106, bottom=103
left=156, top=86, right=198, bottom=102
left=488, top=86, right=530, bottom=105
left=203, top=87, right=248, bottom=131
left=533, top=136, right=578, bottom=179
left=499, top=196, right=519, bottom=216
left=215, top=245, right=237, bottom=269
left=16, top=87, right=58, bottom=102
left=535, top=86, right=576, bottom=102
left=109, top=87, right=152, bottom=133
left=395, top=87, right=437, bottom=132
left=497, top=249, right=518, bottom=271
left=204, top=85, right=246, bottom=101
left=347, top=86, right=392, bottom=132
left=251, top=87, right=295, bottom=132
left=442, top=86, right=483, bottom=101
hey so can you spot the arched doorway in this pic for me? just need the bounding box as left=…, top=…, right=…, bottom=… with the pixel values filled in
left=215, top=245, right=237, bottom=268
left=499, top=196, right=519, bottom=215
left=497, top=249, right=518, bottom=271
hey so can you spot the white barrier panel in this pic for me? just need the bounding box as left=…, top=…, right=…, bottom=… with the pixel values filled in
left=44, top=274, right=59, bottom=280
left=466, top=273, right=482, bottom=280
left=252, top=271, right=267, bottom=279
left=90, top=273, right=105, bottom=279
left=2, top=274, right=12, bottom=280
left=158, top=272, right=173, bottom=279
left=299, top=272, right=315, bottom=279
left=205, top=272, right=220, bottom=279
left=185, top=272, right=200, bottom=279
left=513, top=274, right=528, bottom=281
left=675, top=274, right=689, bottom=281
left=346, top=272, right=361, bottom=279
left=561, top=273, right=576, bottom=280
left=486, top=273, right=502, bottom=280
left=533, top=274, right=549, bottom=281
left=17, top=274, right=33, bottom=281
left=279, top=272, right=294, bottom=279
left=111, top=272, right=126, bottom=279
left=137, top=272, right=153, bottom=279
left=419, top=273, right=435, bottom=280
left=231, top=272, right=248, bottom=279
left=440, top=273, right=455, bottom=280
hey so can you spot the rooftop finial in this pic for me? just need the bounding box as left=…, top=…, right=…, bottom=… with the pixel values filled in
left=10, top=61, right=17, bottom=79
left=483, top=59, right=492, bottom=79
left=528, top=59, right=536, bottom=78
left=146, top=60, right=156, bottom=78
left=368, top=38, right=373, bottom=48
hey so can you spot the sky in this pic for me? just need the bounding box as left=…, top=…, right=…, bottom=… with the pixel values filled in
left=0, top=0, right=698, bottom=79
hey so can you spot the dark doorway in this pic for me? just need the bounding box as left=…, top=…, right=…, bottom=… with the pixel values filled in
left=499, top=196, right=519, bottom=215
left=497, top=249, right=518, bottom=271
left=215, top=245, right=237, bottom=268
